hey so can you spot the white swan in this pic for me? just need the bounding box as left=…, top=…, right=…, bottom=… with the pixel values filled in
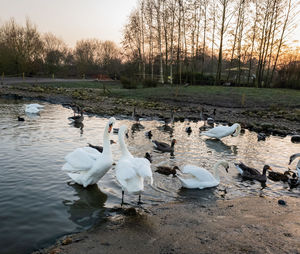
left=25, top=103, right=44, bottom=114
left=115, top=125, right=153, bottom=204
left=289, top=153, right=300, bottom=176
left=177, top=160, right=229, bottom=189
left=200, top=123, right=241, bottom=139
left=62, top=117, right=116, bottom=187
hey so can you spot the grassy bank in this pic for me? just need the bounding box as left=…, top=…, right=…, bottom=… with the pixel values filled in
left=28, top=81, right=300, bottom=108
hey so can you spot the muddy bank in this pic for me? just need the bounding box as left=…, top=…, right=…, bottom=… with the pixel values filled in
left=34, top=196, right=300, bottom=254
left=1, top=83, right=299, bottom=136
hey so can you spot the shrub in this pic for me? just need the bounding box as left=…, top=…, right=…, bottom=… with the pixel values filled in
left=120, top=76, right=137, bottom=89
left=142, top=78, right=157, bottom=88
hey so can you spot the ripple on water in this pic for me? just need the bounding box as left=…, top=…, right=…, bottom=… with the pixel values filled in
left=0, top=99, right=299, bottom=253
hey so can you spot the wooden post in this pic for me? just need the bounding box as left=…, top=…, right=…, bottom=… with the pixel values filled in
left=1, top=72, right=4, bottom=80
left=52, top=73, right=54, bottom=79
left=22, top=72, right=24, bottom=80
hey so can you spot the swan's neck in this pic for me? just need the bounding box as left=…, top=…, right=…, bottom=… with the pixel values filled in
left=213, top=161, right=224, bottom=182
left=119, top=131, right=132, bottom=158
left=231, top=124, right=241, bottom=137
left=102, top=125, right=112, bottom=158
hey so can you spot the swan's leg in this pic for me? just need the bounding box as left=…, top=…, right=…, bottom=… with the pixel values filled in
left=137, top=194, right=143, bottom=205
left=121, top=190, right=124, bottom=206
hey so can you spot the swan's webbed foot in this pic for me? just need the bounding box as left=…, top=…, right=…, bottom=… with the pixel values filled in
left=137, top=194, right=144, bottom=205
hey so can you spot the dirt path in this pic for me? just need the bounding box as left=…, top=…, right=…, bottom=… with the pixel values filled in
left=34, top=196, right=300, bottom=254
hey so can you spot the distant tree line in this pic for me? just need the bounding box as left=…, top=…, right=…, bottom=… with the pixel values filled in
left=121, top=0, right=300, bottom=89
left=0, top=18, right=122, bottom=79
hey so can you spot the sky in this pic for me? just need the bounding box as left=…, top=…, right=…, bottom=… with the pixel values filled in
left=0, top=0, right=137, bottom=47
left=1, top=0, right=299, bottom=48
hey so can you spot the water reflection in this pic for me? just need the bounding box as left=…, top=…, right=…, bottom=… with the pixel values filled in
left=156, top=124, right=174, bottom=136
left=177, top=187, right=218, bottom=203
left=63, top=183, right=107, bottom=228
left=205, top=139, right=238, bottom=155
left=70, top=122, right=84, bottom=135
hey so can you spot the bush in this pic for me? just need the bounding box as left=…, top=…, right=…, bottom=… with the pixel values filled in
left=142, top=78, right=157, bottom=88
left=120, top=76, right=137, bottom=89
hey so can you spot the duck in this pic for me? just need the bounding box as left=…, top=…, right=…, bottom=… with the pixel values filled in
left=185, top=126, right=192, bottom=134
left=87, top=140, right=116, bottom=153
left=132, top=107, right=142, bottom=122
left=62, top=117, right=116, bottom=187
left=291, top=135, right=300, bottom=143
left=144, top=152, right=152, bottom=163
left=162, top=110, right=174, bottom=125
left=288, top=173, right=300, bottom=189
left=155, top=166, right=179, bottom=176
left=115, top=125, right=153, bottom=205
left=25, top=103, right=44, bottom=114
left=152, top=139, right=176, bottom=153
left=200, top=123, right=241, bottom=139
left=267, top=169, right=292, bottom=182
left=145, top=130, right=153, bottom=139
left=69, top=110, right=84, bottom=123
left=200, top=108, right=214, bottom=126
left=234, top=162, right=272, bottom=184
left=289, top=153, right=300, bottom=175
left=177, top=161, right=229, bottom=189
left=257, top=133, right=267, bottom=141
left=18, top=116, right=25, bottom=121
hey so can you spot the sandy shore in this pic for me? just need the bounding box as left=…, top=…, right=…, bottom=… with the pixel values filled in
left=34, top=196, right=300, bottom=254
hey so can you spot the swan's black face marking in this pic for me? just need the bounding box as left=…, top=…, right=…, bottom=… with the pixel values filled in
left=125, top=130, right=129, bottom=139
left=225, top=165, right=229, bottom=173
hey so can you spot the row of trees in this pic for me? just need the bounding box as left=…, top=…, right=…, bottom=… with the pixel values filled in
left=122, top=0, right=300, bottom=88
left=0, top=18, right=121, bottom=78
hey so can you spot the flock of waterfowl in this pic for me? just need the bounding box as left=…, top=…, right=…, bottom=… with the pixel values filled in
left=21, top=103, right=300, bottom=204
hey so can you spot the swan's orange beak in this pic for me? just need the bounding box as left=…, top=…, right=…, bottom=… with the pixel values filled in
left=108, top=124, right=113, bottom=133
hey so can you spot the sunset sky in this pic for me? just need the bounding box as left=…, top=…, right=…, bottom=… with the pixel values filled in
left=1, top=0, right=299, bottom=47
left=0, top=0, right=137, bottom=47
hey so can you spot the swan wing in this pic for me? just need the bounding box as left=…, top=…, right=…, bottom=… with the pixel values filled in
left=82, top=146, right=102, bottom=159
left=132, top=158, right=153, bottom=184
left=201, top=126, right=232, bottom=138
left=115, top=158, right=138, bottom=183
left=65, top=147, right=99, bottom=171
left=182, top=165, right=216, bottom=182
left=177, top=175, right=201, bottom=189
left=27, top=103, right=44, bottom=108
left=62, top=162, right=86, bottom=173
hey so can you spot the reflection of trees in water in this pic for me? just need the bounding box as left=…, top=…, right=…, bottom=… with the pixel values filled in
left=205, top=139, right=238, bottom=155
left=70, top=122, right=84, bottom=135
left=63, top=183, right=107, bottom=228
left=156, top=124, right=174, bottom=137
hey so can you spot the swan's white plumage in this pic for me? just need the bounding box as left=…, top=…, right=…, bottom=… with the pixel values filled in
left=62, top=117, right=115, bottom=187
left=115, top=125, right=153, bottom=195
left=25, top=104, right=44, bottom=114
left=201, top=123, right=241, bottom=139
left=177, top=161, right=229, bottom=189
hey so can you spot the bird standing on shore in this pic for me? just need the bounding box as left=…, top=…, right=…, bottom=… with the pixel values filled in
left=115, top=125, right=153, bottom=205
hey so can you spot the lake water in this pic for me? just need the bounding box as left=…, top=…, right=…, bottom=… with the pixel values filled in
left=0, top=98, right=299, bottom=253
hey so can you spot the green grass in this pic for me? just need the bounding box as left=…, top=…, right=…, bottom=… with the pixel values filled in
left=26, top=81, right=300, bottom=108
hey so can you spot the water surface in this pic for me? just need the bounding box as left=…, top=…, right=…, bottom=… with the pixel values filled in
left=0, top=98, right=299, bottom=253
